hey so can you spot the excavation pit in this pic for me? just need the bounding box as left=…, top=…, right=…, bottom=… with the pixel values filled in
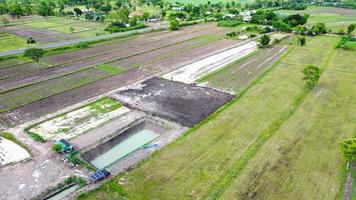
left=81, top=118, right=168, bottom=169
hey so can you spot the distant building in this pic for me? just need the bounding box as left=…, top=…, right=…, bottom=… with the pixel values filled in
left=129, top=11, right=143, bottom=18
left=241, top=10, right=255, bottom=22
left=172, top=7, right=184, bottom=11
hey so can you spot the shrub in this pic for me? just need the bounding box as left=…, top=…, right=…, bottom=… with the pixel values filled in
left=340, top=138, right=356, bottom=162
left=105, top=22, right=146, bottom=33
left=217, top=20, right=242, bottom=27
left=226, top=31, right=237, bottom=37
left=259, top=34, right=270, bottom=47
left=169, top=19, right=179, bottom=31
left=27, top=37, right=36, bottom=44
left=75, top=41, right=89, bottom=49
left=298, top=37, right=306, bottom=46
left=52, top=143, right=62, bottom=153
left=302, top=65, right=320, bottom=89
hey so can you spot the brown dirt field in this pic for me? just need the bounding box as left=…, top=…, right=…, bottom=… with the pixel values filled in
left=0, top=33, right=237, bottom=127
left=0, top=25, right=76, bottom=43
left=0, top=24, right=226, bottom=92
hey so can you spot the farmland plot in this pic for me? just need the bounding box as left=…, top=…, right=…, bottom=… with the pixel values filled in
left=220, top=47, right=356, bottom=200
left=27, top=98, right=128, bottom=140
left=77, top=36, right=344, bottom=200
left=0, top=67, right=120, bottom=112
left=199, top=45, right=288, bottom=93
left=0, top=24, right=227, bottom=92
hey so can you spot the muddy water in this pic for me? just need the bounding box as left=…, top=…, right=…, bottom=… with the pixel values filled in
left=90, top=129, right=159, bottom=169
left=46, top=185, right=79, bottom=200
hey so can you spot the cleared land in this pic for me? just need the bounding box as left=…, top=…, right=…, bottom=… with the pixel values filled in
left=77, top=36, right=352, bottom=200
left=0, top=23, right=238, bottom=127
left=198, top=45, right=287, bottom=93
left=27, top=98, right=126, bottom=140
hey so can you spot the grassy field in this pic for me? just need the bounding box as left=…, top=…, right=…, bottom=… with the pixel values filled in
left=278, top=6, right=356, bottom=32
left=77, top=35, right=351, bottom=200
left=164, top=0, right=254, bottom=5
left=24, top=16, right=108, bottom=37
left=0, top=33, right=27, bottom=52
left=220, top=46, right=356, bottom=200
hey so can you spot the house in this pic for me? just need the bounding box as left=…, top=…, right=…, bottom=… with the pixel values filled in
left=129, top=11, right=143, bottom=18
left=241, top=10, right=255, bottom=22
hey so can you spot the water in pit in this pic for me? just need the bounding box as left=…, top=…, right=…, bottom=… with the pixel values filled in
left=91, top=129, right=159, bottom=169
left=46, top=185, right=79, bottom=200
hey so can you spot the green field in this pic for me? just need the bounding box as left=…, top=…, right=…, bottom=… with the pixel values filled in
left=0, top=33, right=27, bottom=52
left=278, top=6, right=356, bottom=32
left=21, top=16, right=108, bottom=37
left=164, top=0, right=254, bottom=5
left=78, top=35, right=354, bottom=200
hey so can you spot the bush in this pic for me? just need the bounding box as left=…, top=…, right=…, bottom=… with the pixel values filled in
left=169, top=19, right=179, bottom=31
left=105, top=23, right=146, bottom=33
left=27, top=37, right=36, bottom=44
left=217, top=20, right=242, bottom=27
left=302, top=65, right=320, bottom=89
left=340, top=138, right=356, bottom=162
left=311, top=23, right=327, bottom=35
left=298, top=37, right=306, bottom=46
left=259, top=34, right=270, bottom=47
left=75, top=41, right=89, bottom=49
left=226, top=31, right=237, bottom=37
left=52, top=143, right=62, bottom=153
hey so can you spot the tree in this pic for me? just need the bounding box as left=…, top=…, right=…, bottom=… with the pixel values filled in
left=73, top=8, right=83, bottom=19
left=24, top=48, right=45, bottom=70
left=311, top=23, right=327, bottom=35
left=9, top=3, right=23, bottom=19
left=141, top=12, right=150, bottom=21
left=340, top=138, right=356, bottom=162
left=169, top=19, right=179, bottom=31
left=302, top=65, right=320, bottom=89
left=259, top=34, right=270, bottom=47
left=298, top=37, right=306, bottom=46
left=347, top=24, right=355, bottom=35
left=38, top=1, right=54, bottom=17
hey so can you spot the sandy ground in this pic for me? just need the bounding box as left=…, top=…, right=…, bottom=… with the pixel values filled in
left=0, top=137, right=30, bottom=166
left=163, top=41, right=257, bottom=83
left=0, top=125, right=88, bottom=200
left=29, top=106, right=130, bottom=141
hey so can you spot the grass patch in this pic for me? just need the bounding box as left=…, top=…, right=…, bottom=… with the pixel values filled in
left=220, top=47, right=354, bottom=200
left=217, top=20, right=243, bottom=27
left=0, top=33, right=27, bottom=52
left=96, top=64, right=125, bottom=75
